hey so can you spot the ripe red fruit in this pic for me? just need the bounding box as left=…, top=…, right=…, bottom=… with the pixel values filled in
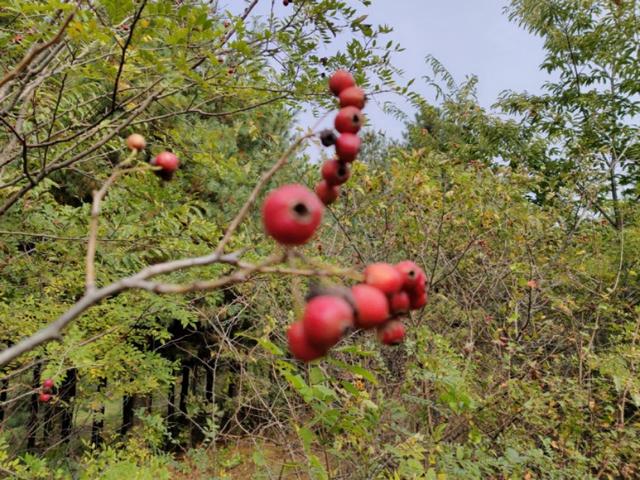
left=364, top=263, right=404, bottom=294
left=153, top=151, right=180, bottom=173
left=329, top=70, right=356, bottom=96
left=409, top=290, right=427, bottom=310
left=351, top=284, right=390, bottom=328
left=335, top=134, right=361, bottom=162
left=315, top=180, right=340, bottom=205
left=302, top=295, right=354, bottom=350
left=262, top=184, right=324, bottom=245
left=287, top=322, right=326, bottom=362
left=321, top=160, right=351, bottom=186
left=395, top=261, right=426, bottom=291
left=377, top=320, right=406, bottom=346
left=339, top=86, right=366, bottom=109
left=335, top=107, right=364, bottom=134
left=42, top=379, right=54, bottom=390
left=38, top=392, right=52, bottom=403
left=390, top=291, right=410, bottom=314
left=126, top=134, right=146, bottom=151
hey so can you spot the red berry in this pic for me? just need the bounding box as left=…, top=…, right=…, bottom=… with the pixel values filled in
left=390, top=291, right=410, bottom=314
left=351, top=284, right=390, bottom=329
left=287, top=322, right=326, bottom=362
left=42, top=379, right=54, bottom=390
left=364, top=263, right=404, bottom=294
left=321, top=160, right=351, bottom=186
left=302, top=295, right=354, bottom=350
left=126, top=134, right=146, bottom=151
left=395, top=261, right=426, bottom=291
left=409, top=290, right=427, bottom=310
left=38, top=392, right=52, bottom=403
left=315, top=180, right=340, bottom=205
left=377, top=320, right=406, bottom=345
left=153, top=151, right=180, bottom=173
left=262, top=184, right=324, bottom=245
left=335, top=134, right=361, bottom=162
left=329, top=70, right=356, bottom=96
left=335, top=107, right=364, bottom=134
left=339, top=86, right=366, bottom=109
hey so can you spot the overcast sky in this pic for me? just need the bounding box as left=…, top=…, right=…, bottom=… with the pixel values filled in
left=228, top=0, right=551, bottom=139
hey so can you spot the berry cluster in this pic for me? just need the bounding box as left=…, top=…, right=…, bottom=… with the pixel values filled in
left=38, top=378, right=54, bottom=403
left=258, top=70, right=428, bottom=362
left=287, top=261, right=427, bottom=362
left=315, top=70, right=366, bottom=205
left=125, top=134, right=181, bottom=180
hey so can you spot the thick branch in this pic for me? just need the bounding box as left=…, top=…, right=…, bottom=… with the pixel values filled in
left=0, top=250, right=242, bottom=368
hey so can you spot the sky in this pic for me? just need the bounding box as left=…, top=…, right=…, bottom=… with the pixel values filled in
left=226, top=0, right=552, bottom=140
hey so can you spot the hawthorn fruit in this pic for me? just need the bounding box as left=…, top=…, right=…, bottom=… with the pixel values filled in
left=287, top=322, right=326, bottom=362
left=321, top=159, right=351, bottom=186
left=377, top=320, right=406, bottom=345
left=335, top=106, right=364, bottom=134
left=351, top=284, right=390, bottom=328
left=364, top=263, right=404, bottom=294
left=302, top=295, right=354, bottom=350
left=262, top=184, right=324, bottom=245
left=315, top=180, right=340, bottom=205
left=329, top=70, right=356, bottom=96
left=335, top=133, right=361, bottom=162
left=339, top=86, right=366, bottom=109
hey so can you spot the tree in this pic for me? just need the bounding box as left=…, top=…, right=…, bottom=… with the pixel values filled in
left=499, top=0, right=640, bottom=227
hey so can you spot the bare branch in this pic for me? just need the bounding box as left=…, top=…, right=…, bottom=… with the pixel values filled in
left=111, top=0, right=148, bottom=110
left=85, top=151, right=145, bottom=292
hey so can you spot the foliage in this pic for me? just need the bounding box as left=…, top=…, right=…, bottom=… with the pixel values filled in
left=1, top=0, right=640, bottom=479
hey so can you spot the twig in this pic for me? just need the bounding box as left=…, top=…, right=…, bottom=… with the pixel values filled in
left=0, top=89, right=161, bottom=217
left=111, top=0, right=148, bottom=110
left=85, top=151, right=143, bottom=292
left=0, top=249, right=243, bottom=368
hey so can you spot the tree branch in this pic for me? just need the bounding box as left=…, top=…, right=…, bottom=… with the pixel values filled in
left=85, top=151, right=145, bottom=292
left=111, top=0, right=148, bottom=110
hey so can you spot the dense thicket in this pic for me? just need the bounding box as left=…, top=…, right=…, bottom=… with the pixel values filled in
left=0, top=0, right=639, bottom=479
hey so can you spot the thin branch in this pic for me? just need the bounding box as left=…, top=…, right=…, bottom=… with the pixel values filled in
left=0, top=89, right=161, bottom=217
left=0, top=249, right=242, bottom=368
left=111, top=0, right=148, bottom=110
left=85, top=151, right=144, bottom=292
left=0, top=115, right=33, bottom=186
left=131, top=94, right=289, bottom=125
